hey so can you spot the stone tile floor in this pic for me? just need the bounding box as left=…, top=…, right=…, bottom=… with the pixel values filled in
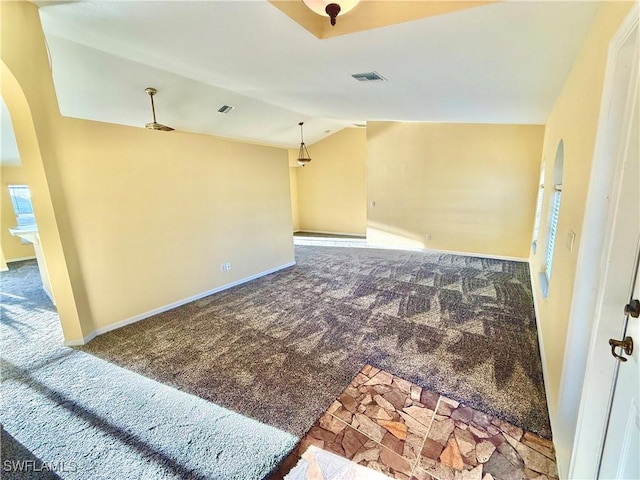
left=284, top=445, right=393, bottom=480
left=271, top=365, right=557, bottom=480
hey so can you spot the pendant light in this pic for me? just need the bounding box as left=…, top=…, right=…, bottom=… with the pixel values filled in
left=297, top=122, right=312, bottom=167
left=302, top=0, right=361, bottom=26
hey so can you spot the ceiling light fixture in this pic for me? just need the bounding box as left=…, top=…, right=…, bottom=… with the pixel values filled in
left=302, top=0, right=360, bottom=26
left=297, top=122, right=312, bottom=167
left=144, top=87, right=174, bottom=131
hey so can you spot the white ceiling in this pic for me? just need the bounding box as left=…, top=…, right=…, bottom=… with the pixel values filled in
left=33, top=0, right=599, bottom=148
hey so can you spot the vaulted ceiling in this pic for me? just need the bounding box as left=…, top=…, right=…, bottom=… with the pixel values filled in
left=15, top=1, right=599, bottom=149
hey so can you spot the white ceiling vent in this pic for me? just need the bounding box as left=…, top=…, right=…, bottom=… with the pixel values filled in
left=217, top=105, right=234, bottom=114
left=351, top=72, right=386, bottom=82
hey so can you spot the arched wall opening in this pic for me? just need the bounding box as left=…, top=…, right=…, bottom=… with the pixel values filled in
left=1, top=60, right=85, bottom=342
left=540, top=140, right=564, bottom=297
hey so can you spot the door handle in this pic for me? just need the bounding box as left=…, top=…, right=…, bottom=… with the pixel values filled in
left=609, top=337, right=634, bottom=362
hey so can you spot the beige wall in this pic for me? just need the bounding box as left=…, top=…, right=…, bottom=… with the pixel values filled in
left=295, top=128, right=367, bottom=235
left=58, top=118, right=293, bottom=332
left=289, top=167, right=300, bottom=231
left=288, top=149, right=301, bottom=231
left=367, top=122, right=545, bottom=258
left=529, top=2, right=635, bottom=475
left=2, top=1, right=294, bottom=341
left=1, top=166, right=36, bottom=261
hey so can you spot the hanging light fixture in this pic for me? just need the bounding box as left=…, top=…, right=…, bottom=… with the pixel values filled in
left=301, top=0, right=361, bottom=26
left=144, top=87, right=174, bottom=131
left=297, top=122, right=312, bottom=167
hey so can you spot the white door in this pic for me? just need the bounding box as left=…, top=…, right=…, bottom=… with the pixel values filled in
left=598, top=26, right=640, bottom=479
left=600, top=257, right=640, bottom=479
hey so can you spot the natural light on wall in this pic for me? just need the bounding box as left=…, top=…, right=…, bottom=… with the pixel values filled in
left=367, top=223, right=430, bottom=251
left=8, top=185, right=36, bottom=227
left=531, top=165, right=545, bottom=254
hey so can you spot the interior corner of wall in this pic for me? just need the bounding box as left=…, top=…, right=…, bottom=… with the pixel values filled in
left=287, top=148, right=300, bottom=167
left=0, top=246, right=8, bottom=271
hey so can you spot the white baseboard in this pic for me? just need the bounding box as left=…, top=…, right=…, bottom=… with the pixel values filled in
left=295, top=236, right=528, bottom=263
left=7, top=256, right=37, bottom=263
left=1, top=256, right=38, bottom=271
left=364, top=242, right=529, bottom=263
left=528, top=265, right=556, bottom=450
left=421, top=246, right=528, bottom=263
left=296, top=229, right=366, bottom=238
left=64, top=261, right=296, bottom=347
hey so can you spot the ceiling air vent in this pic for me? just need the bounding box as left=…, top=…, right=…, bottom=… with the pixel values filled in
left=217, top=105, right=234, bottom=114
left=351, top=71, right=386, bottom=82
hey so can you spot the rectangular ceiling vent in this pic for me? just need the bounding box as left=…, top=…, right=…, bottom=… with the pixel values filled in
left=351, top=71, right=386, bottom=82
left=217, top=105, right=235, bottom=114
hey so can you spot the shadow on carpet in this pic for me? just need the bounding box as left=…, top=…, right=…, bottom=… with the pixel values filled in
left=1, top=260, right=296, bottom=480
left=1, top=427, right=63, bottom=480
left=82, top=245, right=551, bottom=440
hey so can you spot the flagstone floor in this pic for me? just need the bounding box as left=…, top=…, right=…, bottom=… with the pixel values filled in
left=272, top=365, right=557, bottom=480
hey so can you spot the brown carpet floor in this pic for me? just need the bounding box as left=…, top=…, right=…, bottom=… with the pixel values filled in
left=82, top=245, right=551, bottom=439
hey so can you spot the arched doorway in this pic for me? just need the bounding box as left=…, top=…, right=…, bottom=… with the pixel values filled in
left=1, top=60, right=85, bottom=342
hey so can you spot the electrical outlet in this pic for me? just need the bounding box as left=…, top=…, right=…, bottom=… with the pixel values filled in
left=425, top=233, right=431, bottom=241
left=225, top=262, right=231, bottom=271
left=220, top=263, right=226, bottom=272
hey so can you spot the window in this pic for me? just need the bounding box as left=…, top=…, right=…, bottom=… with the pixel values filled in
left=531, top=165, right=545, bottom=253
left=8, top=185, right=36, bottom=227
left=541, top=140, right=563, bottom=297
left=545, top=185, right=562, bottom=278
